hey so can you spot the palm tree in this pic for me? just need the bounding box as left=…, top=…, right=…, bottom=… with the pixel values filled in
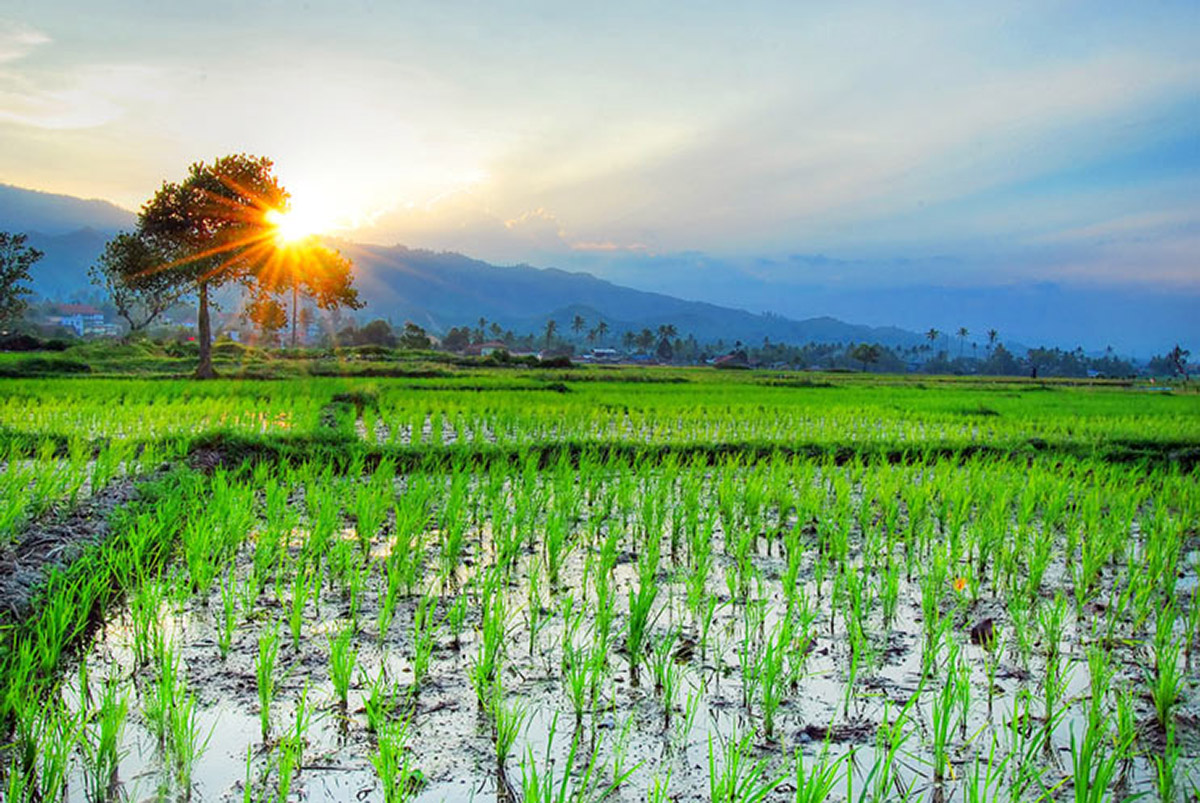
left=543, top=319, right=557, bottom=348
left=657, top=323, right=677, bottom=341
left=636, top=328, right=655, bottom=352
left=926, top=328, right=940, bottom=358
left=571, top=314, right=586, bottom=338
left=622, top=330, right=636, bottom=350
left=987, top=329, right=998, bottom=354
left=956, top=327, right=969, bottom=358
left=490, top=322, right=503, bottom=341
left=596, top=320, right=609, bottom=344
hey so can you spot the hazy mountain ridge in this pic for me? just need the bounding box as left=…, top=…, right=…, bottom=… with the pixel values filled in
left=341, top=242, right=928, bottom=348
left=5, top=183, right=1183, bottom=354
left=1, top=183, right=134, bottom=236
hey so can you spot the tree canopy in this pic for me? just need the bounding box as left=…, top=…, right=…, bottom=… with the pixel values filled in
left=0, top=232, right=42, bottom=327
left=105, top=154, right=360, bottom=377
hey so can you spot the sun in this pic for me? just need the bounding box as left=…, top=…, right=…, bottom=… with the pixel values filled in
left=264, top=206, right=323, bottom=245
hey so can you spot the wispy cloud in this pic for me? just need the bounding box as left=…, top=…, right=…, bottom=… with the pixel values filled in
left=0, top=20, right=49, bottom=64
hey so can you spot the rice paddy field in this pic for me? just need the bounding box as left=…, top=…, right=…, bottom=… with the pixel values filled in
left=0, top=370, right=1197, bottom=802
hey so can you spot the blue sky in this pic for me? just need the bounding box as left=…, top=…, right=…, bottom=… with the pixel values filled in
left=1, top=2, right=1197, bottom=347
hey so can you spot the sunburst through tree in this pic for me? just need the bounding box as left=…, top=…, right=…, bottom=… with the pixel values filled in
left=104, top=154, right=361, bottom=377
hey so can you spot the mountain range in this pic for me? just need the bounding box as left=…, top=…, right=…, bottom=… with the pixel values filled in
left=4, top=182, right=1189, bottom=355
left=2, top=183, right=933, bottom=350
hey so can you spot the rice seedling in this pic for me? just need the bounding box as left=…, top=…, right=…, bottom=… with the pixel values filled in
left=371, top=717, right=424, bottom=803
left=217, top=568, right=239, bottom=659
left=708, top=729, right=785, bottom=803
left=625, top=537, right=661, bottom=686
left=519, top=712, right=634, bottom=803
left=256, top=625, right=282, bottom=741
left=81, top=673, right=129, bottom=799
left=792, top=742, right=844, bottom=803
left=930, top=663, right=957, bottom=784
left=329, top=624, right=358, bottom=709
left=364, top=664, right=398, bottom=735
left=410, top=591, right=439, bottom=692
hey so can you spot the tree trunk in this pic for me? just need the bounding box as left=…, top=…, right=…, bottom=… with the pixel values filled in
left=194, top=280, right=216, bottom=379
left=291, top=282, right=298, bottom=349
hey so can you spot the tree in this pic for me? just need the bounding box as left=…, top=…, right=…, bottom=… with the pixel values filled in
left=849, top=343, right=882, bottom=372
left=956, top=327, right=969, bottom=358
left=1168, top=344, right=1191, bottom=381
left=127, top=154, right=359, bottom=378
left=0, top=232, right=42, bottom=326
left=441, top=326, right=470, bottom=351
left=90, top=233, right=182, bottom=338
left=655, top=336, right=674, bottom=362
left=657, top=323, right=678, bottom=342
left=399, top=322, right=432, bottom=350
left=571, top=314, right=586, bottom=338
left=543, top=319, right=557, bottom=348
left=356, top=319, right=396, bottom=347
left=987, top=329, right=998, bottom=354
left=595, top=320, right=609, bottom=344
left=636, top=328, right=655, bottom=352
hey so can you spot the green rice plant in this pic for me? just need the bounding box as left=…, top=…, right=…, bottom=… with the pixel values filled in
left=519, top=712, right=633, bottom=803
left=364, top=665, right=397, bottom=735
left=1149, top=630, right=1184, bottom=732
left=81, top=673, right=129, bottom=799
left=1006, top=689, right=1053, bottom=800
left=329, top=625, right=358, bottom=709
left=144, top=640, right=180, bottom=748
left=759, top=616, right=790, bottom=738
left=872, top=696, right=918, bottom=801
left=1067, top=717, right=1128, bottom=803
left=490, top=690, right=528, bottom=769
left=930, top=665, right=956, bottom=784
left=881, top=559, right=901, bottom=628
left=648, top=630, right=681, bottom=730
left=648, top=769, right=671, bottom=803
left=354, top=478, right=389, bottom=556
left=128, top=578, right=163, bottom=667
left=471, top=572, right=506, bottom=709
left=410, top=591, right=438, bottom=692
left=346, top=556, right=368, bottom=627
left=625, top=538, right=661, bottom=686
left=1154, top=722, right=1180, bottom=803
left=963, top=734, right=1010, bottom=803
left=168, top=681, right=209, bottom=789
left=276, top=729, right=302, bottom=802
left=793, top=743, right=844, bottom=803
left=371, top=717, right=424, bottom=803
left=217, top=568, right=239, bottom=660
left=288, top=566, right=309, bottom=649
left=562, top=632, right=590, bottom=726
left=708, top=729, right=785, bottom=803
left=256, top=625, right=282, bottom=741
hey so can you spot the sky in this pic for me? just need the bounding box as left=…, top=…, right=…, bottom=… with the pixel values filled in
left=1, top=1, right=1198, bottom=347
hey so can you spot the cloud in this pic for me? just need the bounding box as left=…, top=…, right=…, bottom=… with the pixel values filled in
left=0, top=20, right=49, bottom=64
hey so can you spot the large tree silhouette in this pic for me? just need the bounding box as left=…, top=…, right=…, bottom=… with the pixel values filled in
left=115, top=154, right=359, bottom=376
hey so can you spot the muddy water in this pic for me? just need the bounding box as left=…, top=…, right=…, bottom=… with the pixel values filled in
left=45, top=469, right=1199, bottom=801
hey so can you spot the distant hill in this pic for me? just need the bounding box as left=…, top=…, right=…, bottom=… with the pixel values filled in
left=23, top=228, right=113, bottom=300
left=341, top=242, right=928, bottom=349
left=1, top=184, right=134, bottom=235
